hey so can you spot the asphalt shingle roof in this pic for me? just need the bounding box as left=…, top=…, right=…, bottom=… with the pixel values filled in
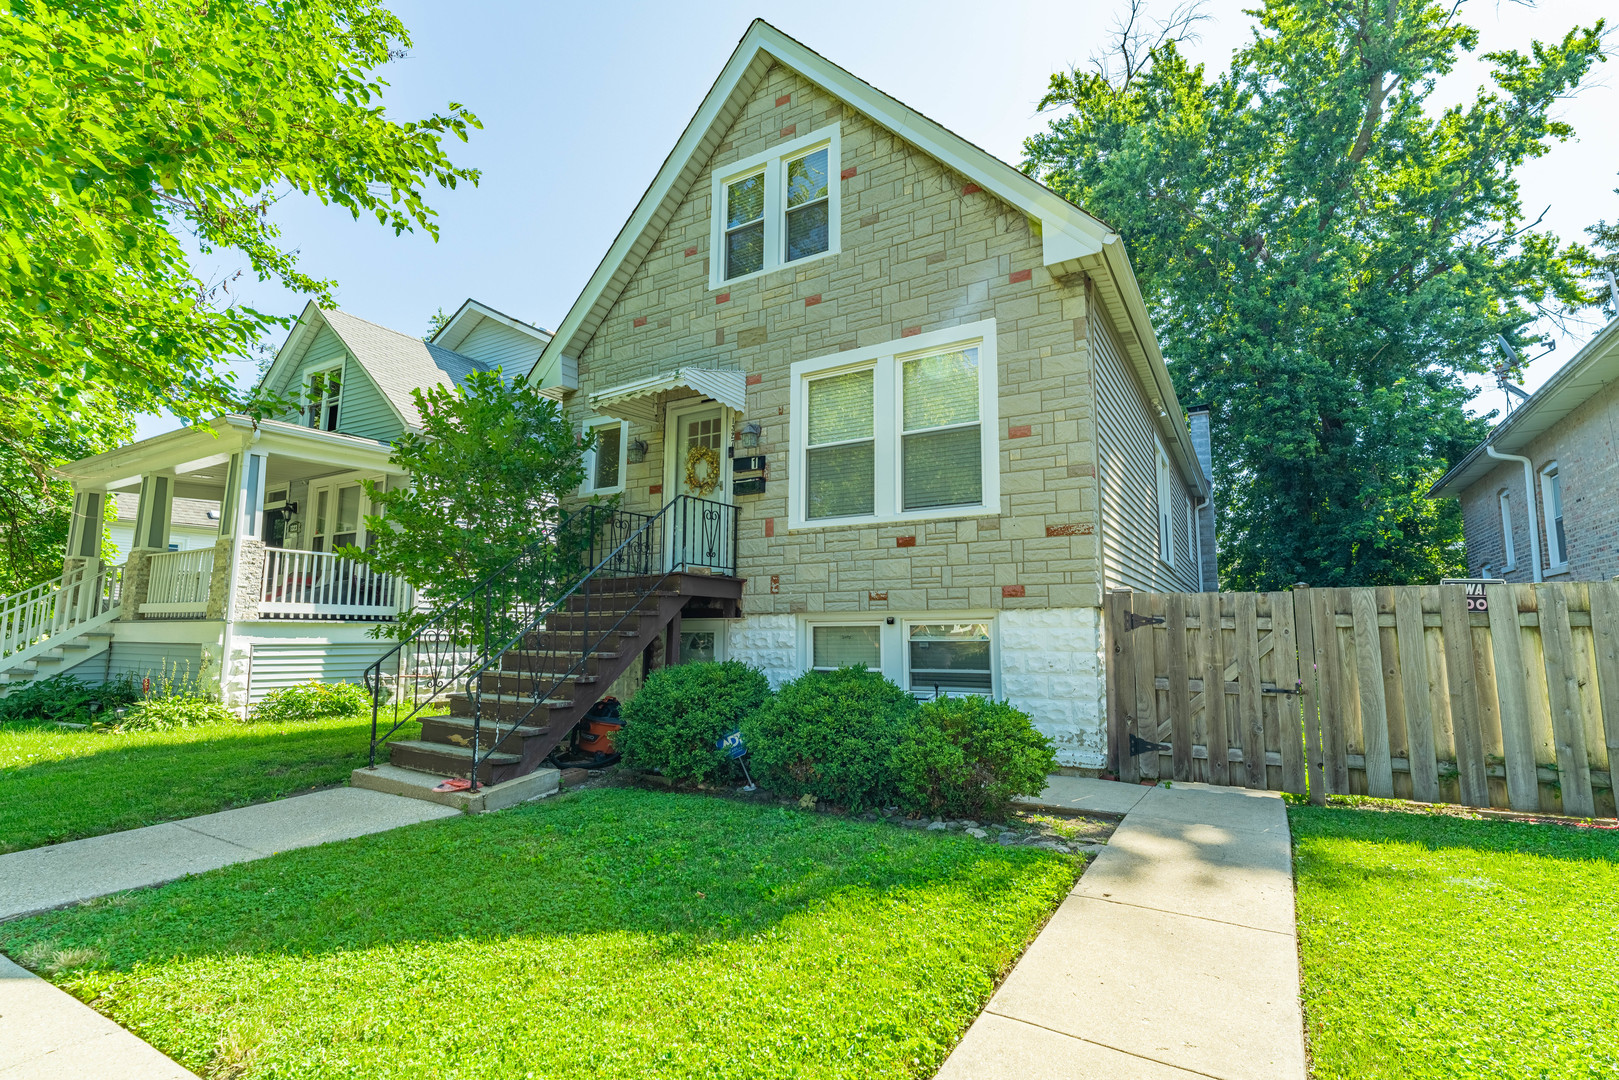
left=319, top=308, right=492, bottom=429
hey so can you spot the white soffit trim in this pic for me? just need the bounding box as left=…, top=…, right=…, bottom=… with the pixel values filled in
left=589, top=369, right=748, bottom=424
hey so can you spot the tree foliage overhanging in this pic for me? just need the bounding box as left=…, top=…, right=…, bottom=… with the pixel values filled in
left=1024, top=0, right=1607, bottom=589
left=0, top=0, right=478, bottom=588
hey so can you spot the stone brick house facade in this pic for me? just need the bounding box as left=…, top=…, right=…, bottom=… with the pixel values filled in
left=1431, top=316, right=1619, bottom=582
left=523, top=21, right=1213, bottom=768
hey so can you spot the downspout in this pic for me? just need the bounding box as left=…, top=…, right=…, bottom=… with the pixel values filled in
left=1485, top=445, right=1542, bottom=583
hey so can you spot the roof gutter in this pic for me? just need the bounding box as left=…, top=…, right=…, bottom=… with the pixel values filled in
left=1485, top=444, right=1542, bottom=583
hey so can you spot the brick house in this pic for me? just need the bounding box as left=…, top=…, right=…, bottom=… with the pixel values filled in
left=1430, top=316, right=1619, bottom=583
left=517, top=20, right=1214, bottom=769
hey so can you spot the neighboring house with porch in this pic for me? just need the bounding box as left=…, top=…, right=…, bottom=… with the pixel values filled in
left=1431, top=314, right=1619, bottom=583
left=1, top=300, right=551, bottom=704
left=359, top=19, right=1216, bottom=793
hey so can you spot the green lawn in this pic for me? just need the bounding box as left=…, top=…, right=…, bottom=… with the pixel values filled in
left=1290, top=804, right=1619, bottom=1079
left=0, top=716, right=413, bottom=853
left=0, top=787, right=1077, bottom=1080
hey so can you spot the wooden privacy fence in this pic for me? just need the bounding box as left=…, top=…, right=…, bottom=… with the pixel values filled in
left=1104, top=583, right=1619, bottom=817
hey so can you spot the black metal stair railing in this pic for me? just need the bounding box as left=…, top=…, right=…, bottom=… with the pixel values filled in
left=462, top=494, right=738, bottom=789
left=361, top=495, right=738, bottom=784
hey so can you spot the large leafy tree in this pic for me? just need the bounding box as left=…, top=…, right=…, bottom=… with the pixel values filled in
left=0, top=0, right=477, bottom=581
left=1024, top=0, right=1605, bottom=589
left=345, top=371, right=590, bottom=638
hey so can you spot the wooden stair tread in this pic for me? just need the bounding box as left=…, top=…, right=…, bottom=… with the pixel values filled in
left=426, top=715, right=548, bottom=737
left=389, top=740, right=520, bottom=765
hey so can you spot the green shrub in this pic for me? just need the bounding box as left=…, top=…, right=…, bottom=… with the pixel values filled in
left=250, top=680, right=371, bottom=724
left=891, top=696, right=1058, bottom=821
left=617, top=661, right=771, bottom=785
left=112, top=694, right=236, bottom=731
left=0, top=674, right=140, bottom=727
left=741, top=667, right=918, bottom=811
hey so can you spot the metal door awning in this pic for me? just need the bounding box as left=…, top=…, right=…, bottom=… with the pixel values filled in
left=587, top=368, right=747, bottom=423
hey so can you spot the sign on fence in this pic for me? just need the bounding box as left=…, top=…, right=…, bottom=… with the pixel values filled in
left=1440, top=578, right=1504, bottom=613
left=1105, top=582, right=1619, bottom=818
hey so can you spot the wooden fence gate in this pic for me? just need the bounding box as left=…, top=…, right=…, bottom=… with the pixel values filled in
left=1105, top=583, right=1619, bottom=817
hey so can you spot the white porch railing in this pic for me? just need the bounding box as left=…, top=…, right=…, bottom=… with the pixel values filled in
left=0, top=561, right=123, bottom=660
left=259, top=549, right=402, bottom=620
left=141, top=548, right=216, bottom=616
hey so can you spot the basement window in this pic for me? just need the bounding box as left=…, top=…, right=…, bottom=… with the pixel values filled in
left=710, top=125, right=841, bottom=288
left=907, top=622, right=993, bottom=696
left=811, top=624, right=881, bottom=671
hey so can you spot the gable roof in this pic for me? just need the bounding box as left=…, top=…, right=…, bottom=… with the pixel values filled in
left=523, top=18, right=1207, bottom=498
left=430, top=298, right=552, bottom=354
left=1430, top=315, right=1619, bottom=498
left=259, top=302, right=491, bottom=431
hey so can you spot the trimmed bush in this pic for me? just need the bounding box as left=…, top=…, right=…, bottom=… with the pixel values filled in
left=617, top=661, right=771, bottom=785
left=891, top=696, right=1058, bottom=821
left=250, top=680, right=371, bottom=724
left=741, top=666, right=918, bottom=811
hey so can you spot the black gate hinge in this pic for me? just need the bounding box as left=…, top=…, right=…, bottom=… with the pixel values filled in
left=1124, top=612, right=1165, bottom=632
left=1129, top=733, right=1172, bottom=757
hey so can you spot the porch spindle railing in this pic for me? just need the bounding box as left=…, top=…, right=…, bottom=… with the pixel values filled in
left=259, top=549, right=402, bottom=620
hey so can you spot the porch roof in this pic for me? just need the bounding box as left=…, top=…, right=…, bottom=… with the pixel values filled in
left=587, top=368, right=748, bottom=423
left=55, top=415, right=400, bottom=499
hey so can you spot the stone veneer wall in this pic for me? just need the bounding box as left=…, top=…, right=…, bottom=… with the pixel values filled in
left=724, top=614, right=798, bottom=688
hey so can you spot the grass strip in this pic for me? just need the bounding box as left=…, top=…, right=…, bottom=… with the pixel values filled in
left=1290, top=804, right=1619, bottom=1079
left=1, top=786, right=1078, bottom=1079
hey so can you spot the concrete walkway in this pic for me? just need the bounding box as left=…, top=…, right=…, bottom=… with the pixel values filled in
left=939, top=780, right=1305, bottom=1080
left=0, top=787, right=461, bottom=1078
left=0, top=786, right=459, bottom=923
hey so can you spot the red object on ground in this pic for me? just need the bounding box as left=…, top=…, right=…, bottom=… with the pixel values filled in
left=432, top=777, right=473, bottom=792
left=577, top=719, right=623, bottom=756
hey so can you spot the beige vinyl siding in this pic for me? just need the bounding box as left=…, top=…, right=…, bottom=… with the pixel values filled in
left=1095, top=315, right=1200, bottom=593
left=452, top=320, right=544, bottom=386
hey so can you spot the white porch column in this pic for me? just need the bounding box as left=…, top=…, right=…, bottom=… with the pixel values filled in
left=218, top=448, right=269, bottom=710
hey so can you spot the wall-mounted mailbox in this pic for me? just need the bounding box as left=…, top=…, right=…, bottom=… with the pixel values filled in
left=733, top=477, right=766, bottom=496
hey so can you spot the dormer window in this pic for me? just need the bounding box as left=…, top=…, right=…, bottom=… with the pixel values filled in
left=305, top=368, right=341, bottom=431
left=710, top=125, right=841, bottom=288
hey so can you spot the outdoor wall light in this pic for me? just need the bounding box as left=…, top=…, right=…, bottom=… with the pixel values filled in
left=738, top=422, right=762, bottom=449
left=626, top=438, right=648, bottom=464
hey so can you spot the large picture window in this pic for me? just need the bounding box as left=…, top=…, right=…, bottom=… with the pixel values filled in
left=788, top=321, right=999, bottom=530
left=710, top=125, right=841, bottom=287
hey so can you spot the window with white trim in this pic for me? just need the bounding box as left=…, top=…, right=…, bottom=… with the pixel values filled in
left=811, top=624, right=881, bottom=671
left=1498, top=490, right=1516, bottom=571
left=1156, top=440, right=1174, bottom=567
left=304, top=367, right=341, bottom=431
left=710, top=125, right=840, bottom=287
left=582, top=417, right=627, bottom=495
left=789, top=321, right=999, bottom=530
left=907, top=622, right=993, bottom=696
left=1540, top=463, right=1567, bottom=569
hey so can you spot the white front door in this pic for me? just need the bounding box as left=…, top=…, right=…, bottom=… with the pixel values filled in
left=663, top=402, right=732, bottom=571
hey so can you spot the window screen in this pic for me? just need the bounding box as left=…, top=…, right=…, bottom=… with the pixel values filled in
left=908, top=622, right=992, bottom=693
left=725, top=172, right=765, bottom=279
left=812, top=625, right=881, bottom=670
left=785, top=147, right=829, bottom=261
left=901, top=348, right=981, bottom=511
left=806, top=369, right=875, bottom=519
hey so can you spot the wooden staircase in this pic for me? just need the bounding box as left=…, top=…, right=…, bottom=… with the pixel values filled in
left=379, top=571, right=743, bottom=787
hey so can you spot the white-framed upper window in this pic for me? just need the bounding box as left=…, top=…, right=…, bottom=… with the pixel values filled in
left=582, top=417, right=628, bottom=495
left=304, top=367, right=342, bottom=432
left=811, top=624, right=881, bottom=671
left=906, top=621, right=993, bottom=697
left=1156, top=439, right=1175, bottom=567
left=788, top=320, right=999, bottom=531
left=1540, top=462, right=1567, bottom=570
left=1498, top=490, right=1516, bottom=572
left=710, top=124, right=841, bottom=288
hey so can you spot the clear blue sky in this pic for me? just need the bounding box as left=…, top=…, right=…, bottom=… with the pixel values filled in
left=144, top=0, right=1618, bottom=438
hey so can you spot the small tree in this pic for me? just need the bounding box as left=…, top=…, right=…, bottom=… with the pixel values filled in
left=343, top=371, right=590, bottom=637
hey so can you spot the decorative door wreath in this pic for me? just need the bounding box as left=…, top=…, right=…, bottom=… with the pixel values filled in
left=684, top=443, right=722, bottom=497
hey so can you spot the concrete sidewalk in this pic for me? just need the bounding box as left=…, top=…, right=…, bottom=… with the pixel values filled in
left=0, top=786, right=460, bottom=923
left=939, top=780, right=1305, bottom=1080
